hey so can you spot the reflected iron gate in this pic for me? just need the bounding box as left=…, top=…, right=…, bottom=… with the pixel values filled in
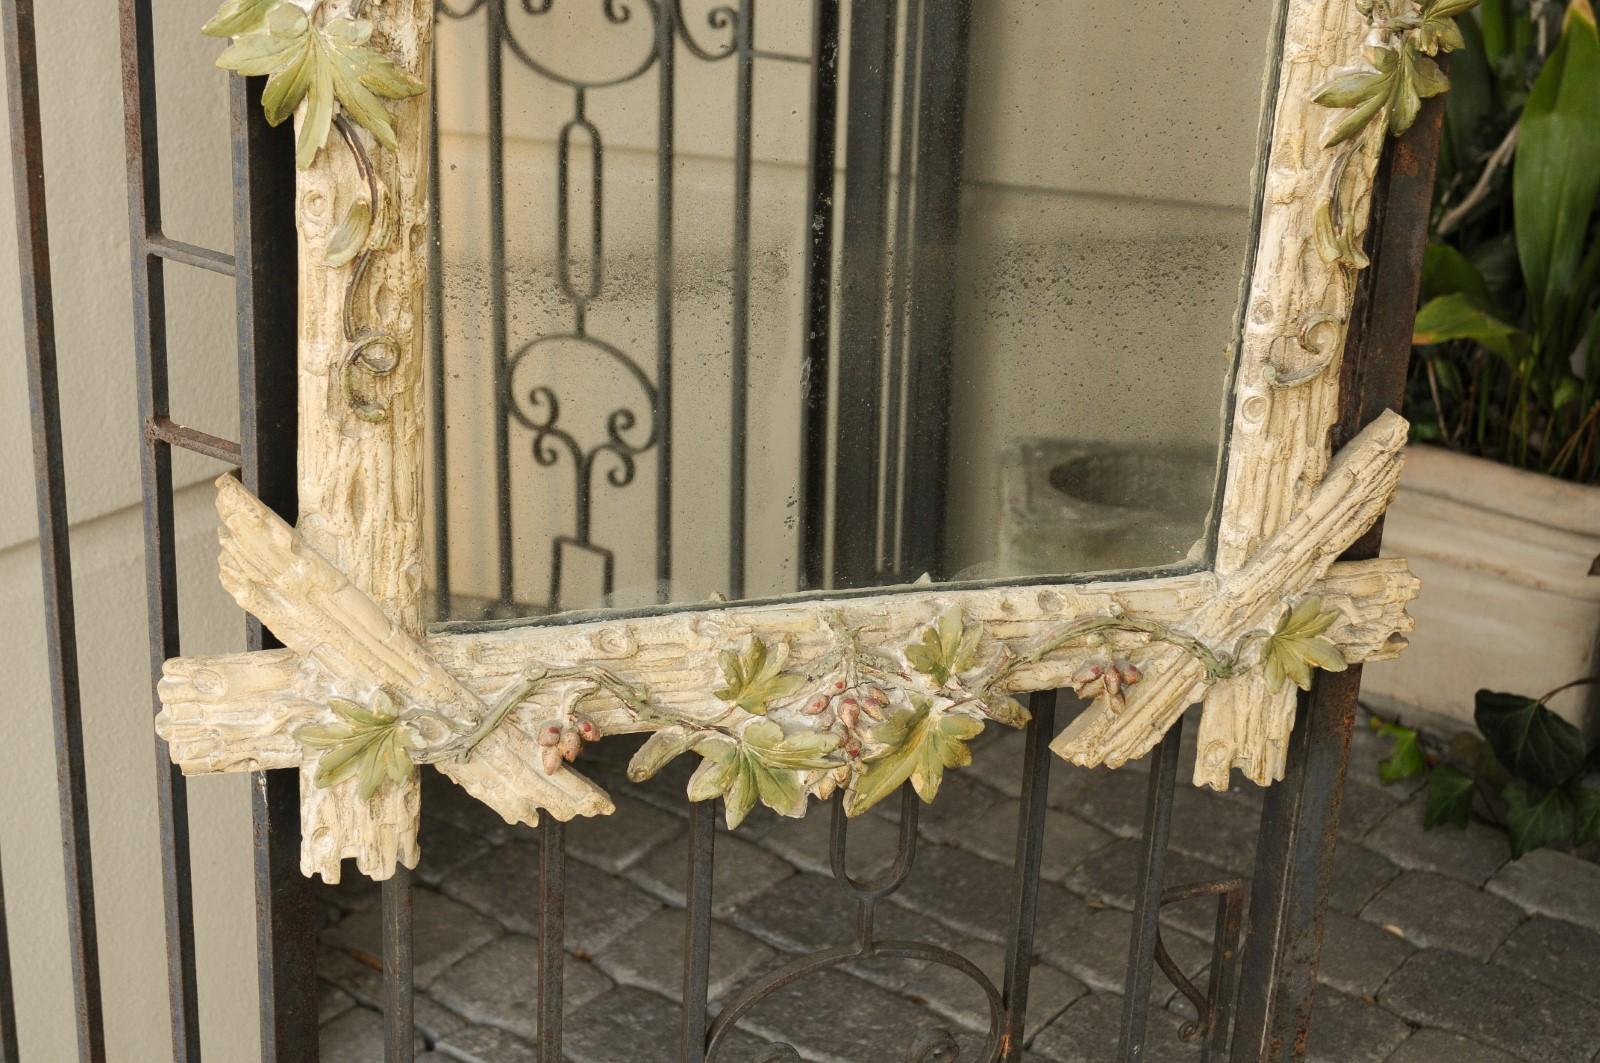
left=0, top=0, right=1446, bottom=1060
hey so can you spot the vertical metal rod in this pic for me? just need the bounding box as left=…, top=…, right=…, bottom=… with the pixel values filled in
left=727, top=0, right=755, bottom=600
left=998, top=690, right=1056, bottom=1062
left=6, top=2, right=108, bottom=1057
left=488, top=0, right=514, bottom=606
left=538, top=819, right=566, bottom=1061
left=428, top=52, right=451, bottom=616
left=797, top=0, right=840, bottom=592
left=0, top=844, right=18, bottom=1063
left=383, top=872, right=416, bottom=1062
left=1119, top=718, right=1183, bottom=1061
left=654, top=2, right=675, bottom=603
left=829, top=0, right=899, bottom=588
left=680, top=799, right=716, bottom=1060
left=115, top=0, right=204, bottom=1057
left=1230, top=84, right=1446, bottom=1063
left=1201, top=884, right=1246, bottom=1061
left=231, top=64, right=321, bottom=1063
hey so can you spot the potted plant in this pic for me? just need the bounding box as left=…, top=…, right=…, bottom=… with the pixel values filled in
left=1362, top=0, right=1600, bottom=741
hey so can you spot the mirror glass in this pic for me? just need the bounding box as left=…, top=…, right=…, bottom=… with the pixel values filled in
left=425, top=0, right=1285, bottom=624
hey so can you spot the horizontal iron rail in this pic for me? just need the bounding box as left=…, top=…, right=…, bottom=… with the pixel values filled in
left=144, top=415, right=244, bottom=466
left=146, top=234, right=237, bottom=276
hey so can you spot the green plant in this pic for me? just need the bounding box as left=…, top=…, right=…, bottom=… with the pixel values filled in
left=1409, top=0, right=1600, bottom=481
left=1373, top=678, right=1600, bottom=856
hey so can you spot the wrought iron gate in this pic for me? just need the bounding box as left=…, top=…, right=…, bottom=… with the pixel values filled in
left=2, top=0, right=1445, bottom=1059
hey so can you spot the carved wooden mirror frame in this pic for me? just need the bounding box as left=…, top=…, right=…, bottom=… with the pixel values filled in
left=158, top=0, right=1467, bottom=881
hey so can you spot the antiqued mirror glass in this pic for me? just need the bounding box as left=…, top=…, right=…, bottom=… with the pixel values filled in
left=424, top=0, right=1286, bottom=624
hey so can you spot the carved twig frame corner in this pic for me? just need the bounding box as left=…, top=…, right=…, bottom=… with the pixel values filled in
left=157, top=0, right=1470, bottom=881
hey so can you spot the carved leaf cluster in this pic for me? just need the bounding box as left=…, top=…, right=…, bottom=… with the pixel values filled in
left=904, top=605, right=982, bottom=687
left=687, top=722, right=840, bottom=829
left=293, top=690, right=418, bottom=800
left=204, top=0, right=424, bottom=169
left=844, top=699, right=985, bottom=815
left=1261, top=597, right=1350, bottom=693
left=714, top=637, right=808, bottom=715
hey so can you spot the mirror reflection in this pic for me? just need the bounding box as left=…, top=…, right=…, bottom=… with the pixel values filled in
left=425, top=0, right=1284, bottom=624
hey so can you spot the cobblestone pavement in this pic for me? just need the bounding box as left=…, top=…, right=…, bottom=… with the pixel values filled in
left=315, top=707, right=1600, bottom=1062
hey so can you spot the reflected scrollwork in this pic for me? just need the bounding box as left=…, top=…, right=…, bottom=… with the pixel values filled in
left=672, top=0, right=741, bottom=61
left=499, top=0, right=664, bottom=89
left=438, top=0, right=490, bottom=18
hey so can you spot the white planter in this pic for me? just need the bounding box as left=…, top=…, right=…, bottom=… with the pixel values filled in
left=1362, top=445, right=1600, bottom=742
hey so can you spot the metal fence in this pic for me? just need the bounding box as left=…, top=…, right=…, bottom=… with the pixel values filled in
left=2, top=0, right=1446, bottom=1059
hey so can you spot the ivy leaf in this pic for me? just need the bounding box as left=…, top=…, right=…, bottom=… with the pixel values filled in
left=904, top=606, right=983, bottom=687
left=1474, top=689, right=1587, bottom=787
left=1314, top=44, right=1451, bottom=146
left=202, top=0, right=278, bottom=38
left=325, top=199, right=372, bottom=268
left=1424, top=764, right=1475, bottom=829
left=215, top=6, right=424, bottom=169
left=1574, top=786, right=1600, bottom=845
left=1261, top=597, right=1348, bottom=694
left=294, top=692, right=417, bottom=801
left=713, top=638, right=807, bottom=715
left=844, top=700, right=985, bottom=817
left=1503, top=779, right=1578, bottom=858
left=1374, top=717, right=1426, bottom=783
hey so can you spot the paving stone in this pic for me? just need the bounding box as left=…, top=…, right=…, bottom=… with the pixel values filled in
left=1315, top=910, right=1412, bottom=998
left=1485, top=848, right=1600, bottom=934
left=320, top=982, right=357, bottom=1024
left=1326, top=841, right=1402, bottom=914
left=428, top=935, right=611, bottom=1041
left=727, top=966, right=976, bottom=1062
left=956, top=799, right=1117, bottom=881
left=1166, top=786, right=1261, bottom=876
left=563, top=792, right=682, bottom=874
left=756, top=802, right=900, bottom=878
left=1491, top=915, right=1600, bottom=1006
left=436, top=1023, right=535, bottom=1063
left=1030, top=993, right=1199, bottom=1063
left=1360, top=871, right=1521, bottom=960
left=320, top=1006, right=426, bottom=1061
left=1381, top=949, right=1600, bottom=1061
left=1363, top=795, right=1509, bottom=886
left=871, top=771, right=1003, bottom=845
left=416, top=815, right=493, bottom=887
left=964, top=725, right=1031, bottom=797
left=589, top=909, right=775, bottom=1004
left=628, top=829, right=795, bottom=916
left=565, top=984, right=772, bottom=1063
left=1061, top=837, right=1234, bottom=933
left=321, top=873, right=383, bottom=914
left=1385, top=1028, right=1520, bottom=1063
left=1338, top=778, right=1406, bottom=841
left=1068, top=769, right=1153, bottom=839
left=1302, top=988, right=1411, bottom=1063
left=321, top=887, right=502, bottom=989
left=1035, top=906, right=1210, bottom=1001
left=422, top=771, right=524, bottom=845
left=413, top=996, right=471, bottom=1045
left=439, top=839, right=661, bottom=953
left=320, top=946, right=469, bottom=1043
left=887, top=843, right=1029, bottom=943
left=899, top=937, right=1086, bottom=1043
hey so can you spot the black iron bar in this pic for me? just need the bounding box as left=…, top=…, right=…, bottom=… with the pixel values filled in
left=146, top=234, right=237, bottom=276
left=1230, top=85, right=1447, bottom=1063
left=998, top=690, right=1056, bottom=1061
left=654, top=0, right=675, bottom=605
left=383, top=872, right=416, bottom=1062
left=681, top=799, right=716, bottom=1060
left=488, top=0, right=514, bottom=607
left=428, top=52, right=451, bottom=614
left=8, top=0, right=108, bottom=1057
left=727, top=0, right=755, bottom=600
left=537, top=819, right=566, bottom=1062
left=796, top=0, right=840, bottom=591
left=1118, top=718, right=1183, bottom=1060
left=0, top=843, right=16, bottom=1063
left=230, top=63, right=319, bottom=1060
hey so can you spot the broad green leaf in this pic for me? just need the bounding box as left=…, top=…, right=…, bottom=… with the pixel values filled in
left=1573, top=785, right=1600, bottom=844
left=1503, top=779, right=1577, bottom=858
left=1375, top=719, right=1427, bottom=783
left=845, top=702, right=984, bottom=816
left=325, top=198, right=372, bottom=268
left=1421, top=243, right=1493, bottom=304
left=1475, top=689, right=1587, bottom=786
left=202, top=0, right=278, bottom=37
left=1424, top=764, right=1475, bottom=829
left=1261, top=598, right=1349, bottom=694
left=1412, top=292, right=1530, bottom=366
left=1514, top=0, right=1600, bottom=345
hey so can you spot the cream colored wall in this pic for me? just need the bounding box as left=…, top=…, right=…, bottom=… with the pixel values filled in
left=0, top=3, right=260, bottom=1060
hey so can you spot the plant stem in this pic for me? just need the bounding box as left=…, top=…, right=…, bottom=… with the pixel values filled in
left=1536, top=676, right=1600, bottom=708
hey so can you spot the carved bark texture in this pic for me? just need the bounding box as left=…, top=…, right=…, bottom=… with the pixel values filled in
left=293, top=0, right=435, bottom=880
left=1196, top=0, right=1389, bottom=788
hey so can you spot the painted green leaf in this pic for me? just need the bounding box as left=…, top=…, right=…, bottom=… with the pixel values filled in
left=1474, top=689, right=1587, bottom=787
left=1314, top=43, right=1451, bottom=147
left=1313, top=201, right=1371, bottom=269
left=201, top=0, right=277, bottom=38
left=215, top=6, right=424, bottom=169
left=1374, top=718, right=1426, bottom=783
left=325, top=199, right=372, bottom=268
left=904, top=606, right=982, bottom=687
left=1261, top=597, right=1348, bottom=694
left=627, top=726, right=703, bottom=782
left=1416, top=0, right=1478, bottom=55
left=295, top=692, right=417, bottom=800
left=1503, top=779, right=1577, bottom=858
left=1424, top=763, right=1475, bottom=829
left=844, top=700, right=984, bottom=817
left=685, top=724, right=840, bottom=829
left=712, top=638, right=807, bottom=715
